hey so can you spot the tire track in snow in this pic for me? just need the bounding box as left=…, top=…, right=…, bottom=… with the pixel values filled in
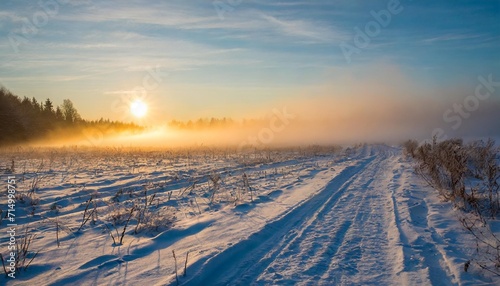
left=182, top=155, right=377, bottom=285
left=255, top=165, right=378, bottom=284
left=302, top=178, right=374, bottom=283
left=322, top=153, right=396, bottom=284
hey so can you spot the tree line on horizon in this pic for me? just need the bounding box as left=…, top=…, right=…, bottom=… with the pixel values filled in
left=0, top=87, right=143, bottom=146
left=168, top=117, right=282, bottom=130
left=168, top=117, right=236, bottom=130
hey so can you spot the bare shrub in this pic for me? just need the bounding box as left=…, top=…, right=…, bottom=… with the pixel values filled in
left=402, top=139, right=419, bottom=158
left=77, top=196, right=98, bottom=232
left=467, top=139, right=500, bottom=217
left=136, top=207, right=176, bottom=233
left=411, top=137, right=500, bottom=276
left=242, top=173, right=254, bottom=202
left=414, top=138, right=467, bottom=205
left=104, top=203, right=136, bottom=245
left=460, top=214, right=500, bottom=276
left=209, top=173, right=221, bottom=204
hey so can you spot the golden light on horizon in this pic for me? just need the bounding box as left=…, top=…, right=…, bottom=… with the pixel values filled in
left=130, top=99, right=148, bottom=118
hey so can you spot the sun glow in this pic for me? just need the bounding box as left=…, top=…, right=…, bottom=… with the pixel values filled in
left=130, top=99, right=148, bottom=118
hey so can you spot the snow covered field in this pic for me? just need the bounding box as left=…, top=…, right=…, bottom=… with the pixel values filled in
left=0, top=145, right=498, bottom=285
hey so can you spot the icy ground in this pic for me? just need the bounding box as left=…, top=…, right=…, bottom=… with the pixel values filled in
left=0, top=145, right=498, bottom=285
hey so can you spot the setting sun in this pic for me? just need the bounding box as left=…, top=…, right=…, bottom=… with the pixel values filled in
left=130, top=99, right=148, bottom=118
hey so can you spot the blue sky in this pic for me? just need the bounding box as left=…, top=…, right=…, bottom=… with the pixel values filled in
left=0, top=0, right=499, bottom=123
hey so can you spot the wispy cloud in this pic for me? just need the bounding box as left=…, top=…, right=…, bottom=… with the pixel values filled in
left=0, top=11, right=25, bottom=23
left=422, top=33, right=483, bottom=43
left=259, top=13, right=346, bottom=43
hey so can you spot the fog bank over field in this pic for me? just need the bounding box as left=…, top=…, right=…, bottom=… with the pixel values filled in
left=39, top=102, right=500, bottom=149
left=36, top=66, right=498, bottom=148
left=19, top=66, right=500, bottom=148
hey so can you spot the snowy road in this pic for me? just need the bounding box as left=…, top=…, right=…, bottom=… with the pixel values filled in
left=187, top=155, right=386, bottom=285
left=181, top=147, right=483, bottom=286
